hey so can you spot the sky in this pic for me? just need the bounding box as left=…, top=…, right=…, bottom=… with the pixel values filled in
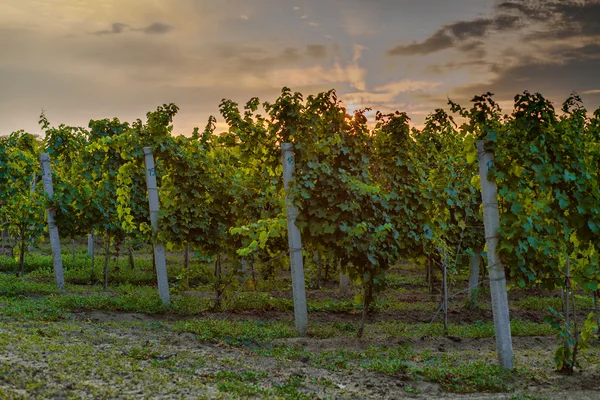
left=1, top=0, right=600, bottom=136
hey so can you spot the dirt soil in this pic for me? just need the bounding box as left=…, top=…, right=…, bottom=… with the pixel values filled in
left=1, top=260, right=598, bottom=399
left=2, top=310, right=599, bottom=399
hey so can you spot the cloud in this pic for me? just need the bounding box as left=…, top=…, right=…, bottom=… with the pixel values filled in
left=199, top=43, right=365, bottom=92
left=458, top=40, right=486, bottom=56
left=499, top=0, right=600, bottom=33
left=3, top=0, right=599, bottom=137
left=93, top=22, right=173, bottom=36
left=135, top=22, right=173, bottom=35
left=341, top=79, right=442, bottom=108
left=387, top=13, right=524, bottom=57
left=496, top=1, right=539, bottom=18
left=395, top=0, right=600, bottom=111
left=265, top=61, right=364, bottom=91
left=492, top=1, right=600, bottom=41
left=152, top=42, right=335, bottom=92
left=341, top=8, right=379, bottom=37
left=306, top=44, right=327, bottom=59
left=388, top=0, right=600, bottom=57
left=493, top=15, right=521, bottom=31
left=212, top=45, right=304, bottom=75
left=449, top=19, right=493, bottom=39
left=387, top=15, right=520, bottom=57
left=478, top=2, right=600, bottom=94
left=525, top=1, right=600, bottom=40
left=450, top=43, right=600, bottom=108
left=388, top=30, right=454, bottom=56
left=93, top=23, right=128, bottom=35
left=428, top=60, right=498, bottom=75
left=373, top=80, right=441, bottom=95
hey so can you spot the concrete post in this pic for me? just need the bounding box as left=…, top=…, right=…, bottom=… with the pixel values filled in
left=468, top=248, right=481, bottom=309
left=88, top=233, right=94, bottom=257
left=39, top=153, right=65, bottom=291
left=281, top=143, right=308, bottom=335
left=443, top=248, right=448, bottom=334
left=28, top=175, right=36, bottom=252
left=477, top=140, right=514, bottom=370
left=340, top=273, right=350, bottom=295
left=143, top=147, right=170, bottom=304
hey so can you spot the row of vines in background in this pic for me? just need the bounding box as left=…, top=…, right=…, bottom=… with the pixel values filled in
left=1, top=89, right=600, bottom=371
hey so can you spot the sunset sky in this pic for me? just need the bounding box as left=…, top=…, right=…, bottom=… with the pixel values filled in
left=1, top=0, right=600, bottom=136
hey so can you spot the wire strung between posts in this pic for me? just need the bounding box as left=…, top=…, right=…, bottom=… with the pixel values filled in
left=421, top=278, right=490, bottom=339
left=420, top=258, right=503, bottom=338
left=219, top=250, right=291, bottom=317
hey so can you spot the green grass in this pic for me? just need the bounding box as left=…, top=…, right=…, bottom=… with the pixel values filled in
left=0, top=318, right=333, bottom=399
left=411, top=355, right=513, bottom=392
left=0, top=271, right=450, bottom=317
left=0, top=297, right=579, bottom=398
left=258, top=343, right=514, bottom=393
left=172, top=319, right=298, bottom=346
left=386, top=273, right=426, bottom=287
left=518, top=295, right=595, bottom=311
left=3, top=251, right=598, bottom=398
left=0, top=270, right=558, bottom=342
left=375, top=319, right=557, bottom=339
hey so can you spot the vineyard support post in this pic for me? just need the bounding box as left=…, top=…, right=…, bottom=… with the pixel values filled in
left=281, top=143, right=308, bottom=335
left=565, top=256, right=570, bottom=342
left=88, top=233, right=94, bottom=257
left=238, top=258, right=248, bottom=286
left=340, top=273, right=350, bottom=295
left=143, top=147, right=170, bottom=305
left=468, top=248, right=481, bottom=309
left=103, top=233, right=110, bottom=290
left=477, top=140, right=514, bottom=370
left=28, top=174, right=36, bottom=252
left=39, top=153, right=65, bottom=291
left=443, top=248, right=448, bottom=334
left=90, top=233, right=95, bottom=281
left=127, top=238, right=135, bottom=269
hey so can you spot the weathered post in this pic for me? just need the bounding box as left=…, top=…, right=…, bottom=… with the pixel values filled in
left=88, top=233, right=94, bottom=257
left=339, top=272, right=350, bottom=295
left=468, top=248, right=481, bottom=309
left=281, top=143, right=308, bottom=335
left=90, top=233, right=95, bottom=281
left=39, top=153, right=65, bottom=291
left=442, top=248, right=448, bottom=334
left=28, top=175, right=36, bottom=252
left=565, top=256, right=571, bottom=342
left=143, top=147, right=170, bottom=304
left=477, top=140, right=514, bottom=369
left=103, top=233, right=110, bottom=290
